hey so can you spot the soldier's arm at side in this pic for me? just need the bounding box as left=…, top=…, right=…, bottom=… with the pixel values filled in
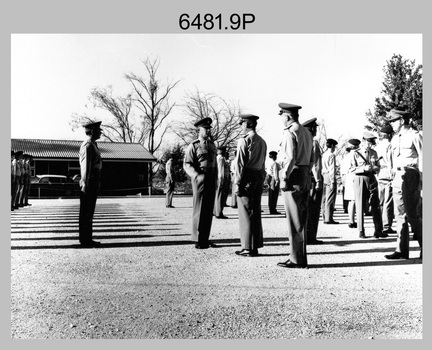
left=183, top=144, right=199, bottom=180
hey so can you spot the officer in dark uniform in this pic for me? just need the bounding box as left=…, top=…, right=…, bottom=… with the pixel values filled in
left=384, top=109, right=422, bottom=259
left=277, top=103, right=313, bottom=268
left=267, top=151, right=281, bottom=214
left=79, top=121, right=103, bottom=248
left=183, top=118, right=218, bottom=249
left=302, top=118, right=324, bottom=245
left=233, top=114, right=267, bottom=257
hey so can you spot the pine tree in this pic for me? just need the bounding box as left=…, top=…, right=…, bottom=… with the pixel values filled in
left=365, top=54, right=422, bottom=132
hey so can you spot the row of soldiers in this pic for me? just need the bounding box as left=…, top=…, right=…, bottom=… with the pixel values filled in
left=181, top=104, right=423, bottom=267
left=11, top=150, right=33, bottom=210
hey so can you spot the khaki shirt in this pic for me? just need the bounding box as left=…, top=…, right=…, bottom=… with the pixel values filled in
left=79, top=138, right=102, bottom=186
left=234, top=130, right=267, bottom=184
left=183, top=138, right=217, bottom=178
left=322, top=149, right=337, bottom=184
left=165, top=159, right=174, bottom=182
left=268, top=159, right=281, bottom=182
left=311, top=139, right=323, bottom=183
left=391, top=126, right=422, bottom=172
left=376, top=139, right=393, bottom=180
left=349, top=147, right=380, bottom=174
left=279, top=120, right=313, bottom=179
left=216, top=154, right=226, bottom=181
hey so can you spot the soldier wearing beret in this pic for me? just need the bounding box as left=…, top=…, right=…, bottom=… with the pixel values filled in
left=276, top=103, right=313, bottom=268
left=322, top=138, right=339, bottom=224
left=165, top=155, right=176, bottom=208
left=79, top=121, right=103, bottom=248
left=233, top=114, right=267, bottom=257
left=183, top=118, right=218, bottom=249
left=349, top=131, right=384, bottom=238
left=376, top=125, right=396, bottom=235
left=213, top=146, right=229, bottom=219
left=384, top=109, right=422, bottom=260
left=303, top=118, right=324, bottom=244
left=267, top=151, right=282, bottom=215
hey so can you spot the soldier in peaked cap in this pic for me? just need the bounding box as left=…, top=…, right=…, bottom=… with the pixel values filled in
left=349, top=131, right=383, bottom=239
left=277, top=103, right=313, bottom=268
left=79, top=121, right=103, bottom=248
left=267, top=151, right=282, bottom=215
left=233, top=114, right=267, bottom=257
left=321, top=138, right=339, bottom=225
left=213, top=146, right=229, bottom=219
left=303, top=118, right=324, bottom=244
left=385, top=109, right=422, bottom=260
left=184, top=117, right=218, bottom=249
left=376, top=125, right=396, bottom=235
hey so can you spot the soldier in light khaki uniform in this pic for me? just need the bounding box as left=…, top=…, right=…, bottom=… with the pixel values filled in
left=385, top=109, right=422, bottom=260
left=79, top=121, right=103, bottom=248
left=183, top=118, right=218, bottom=249
left=322, top=138, right=339, bottom=224
left=233, top=114, right=267, bottom=257
left=277, top=103, right=313, bottom=268
left=213, top=146, right=228, bottom=218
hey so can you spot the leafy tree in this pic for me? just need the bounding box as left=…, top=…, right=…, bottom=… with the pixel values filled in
left=173, top=90, right=243, bottom=153
left=365, top=54, right=422, bottom=132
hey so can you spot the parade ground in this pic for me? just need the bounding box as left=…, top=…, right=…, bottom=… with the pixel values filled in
left=10, top=195, right=422, bottom=339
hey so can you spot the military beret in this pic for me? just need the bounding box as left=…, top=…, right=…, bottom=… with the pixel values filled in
left=387, top=109, right=410, bottom=122
left=278, top=103, right=302, bottom=114
left=302, top=117, right=318, bottom=127
left=363, top=131, right=377, bottom=140
left=348, top=139, right=361, bottom=146
left=239, top=114, right=259, bottom=121
left=326, top=138, right=338, bottom=146
left=380, top=125, right=394, bottom=134
left=269, top=151, right=278, bottom=157
left=83, top=121, right=102, bottom=130
left=194, top=117, right=213, bottom=128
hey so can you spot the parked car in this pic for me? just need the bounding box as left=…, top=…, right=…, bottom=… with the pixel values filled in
left=30, top=175, right=79, bottom=197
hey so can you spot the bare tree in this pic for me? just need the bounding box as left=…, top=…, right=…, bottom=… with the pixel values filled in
left=124, top=57, right=181, bottom=155
left=173, top=90, right=243, bottom=153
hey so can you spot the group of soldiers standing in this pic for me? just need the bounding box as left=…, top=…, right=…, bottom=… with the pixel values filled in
left=181, top=104, right=423, bottom=267
left=11, top=150, right=33, bottom=210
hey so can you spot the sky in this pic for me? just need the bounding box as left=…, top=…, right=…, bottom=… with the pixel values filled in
left=11, top=33, right=422, bottom=156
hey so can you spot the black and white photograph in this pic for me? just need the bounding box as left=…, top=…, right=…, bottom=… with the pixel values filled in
left=5, top=0, right=428, bottom=343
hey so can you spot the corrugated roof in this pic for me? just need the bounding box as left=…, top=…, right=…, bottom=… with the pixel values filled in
left=11, top=139, right=156, bottom=161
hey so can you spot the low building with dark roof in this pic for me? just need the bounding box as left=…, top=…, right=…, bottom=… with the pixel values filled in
left=11, top=138, right=157, bottom=196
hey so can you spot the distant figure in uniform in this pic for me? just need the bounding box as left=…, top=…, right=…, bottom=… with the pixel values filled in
left=376, top=125, right=396, bottom=234
left=13, top=151, right=24, bottom=209
left=267, top=151, right=281, bottom=215
left=11, top=150, right=16, bottom=211
left=322, top=138, right=339, bottom=224
left=344, top=140, right=360, bottom=228
left=349, top=131, right=384, bottom=239
left=222, top=150, right=231, bottom=207
left=21, top=154, right=32, bottom=206
left=214, top=146, right=229, bottom=218
left=277, top=103, right=313, bottom=268
left=165, top=156, right=175, bottom=208
left=303, top=118, right=324, bottom=245
left=340, top=147, right=352, bottom=214
left=230, top=151, right=238, bottom=208
left=79, top=121, right=103, bottom=248
left=183, top=118, right=218, bottom=249
left=385, top=109, right=422, bottom=260
left=233, top=114, right=267, bottom=257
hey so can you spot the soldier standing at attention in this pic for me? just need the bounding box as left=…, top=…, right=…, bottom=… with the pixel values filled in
left=349, top=131, right=384, bottom=239
left=165, top=156, right=175, bottom=208
left=303, top=118, right=324, bottom=245
left=213, top=146, right=228, bottom=219
left=79, top=121, right=103, bottom=248
left=385, top=109, right=422, bottom=260
left=277, top=103, right=313, bottom=268
left=322, top=138, right=339, bottom=224
left=233, top=114, right=267, bottom=257
left=183, top=118, right=218, bottom=249
left=267, top=151, right=282, bottom=215
left=376, top=125, right=396, bottom=235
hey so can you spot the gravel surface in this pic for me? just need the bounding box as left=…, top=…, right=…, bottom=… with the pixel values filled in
left=10, top=195, right=422, bottom=339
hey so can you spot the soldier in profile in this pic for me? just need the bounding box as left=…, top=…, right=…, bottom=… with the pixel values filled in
left=183, top=118, right=217, bottom=249
left=79, top=121, right=103, bottom=248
